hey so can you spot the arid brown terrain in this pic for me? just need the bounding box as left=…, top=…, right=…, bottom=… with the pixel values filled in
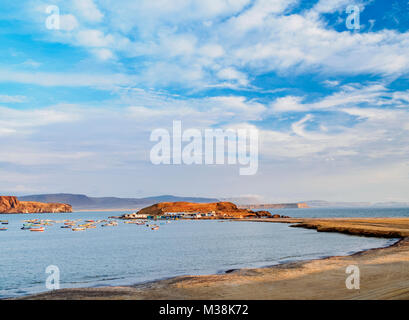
left=134, top=201, right=271, bottom=218
left=0, top=196, right=72, bottom=214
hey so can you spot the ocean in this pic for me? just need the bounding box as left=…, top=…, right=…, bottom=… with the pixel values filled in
left=0, top=207, right=407, bottom=298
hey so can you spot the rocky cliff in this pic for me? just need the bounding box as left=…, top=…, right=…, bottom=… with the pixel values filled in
left=0, top=196, right=72, bottom=214
left=135, top=201, right=271, bottom=218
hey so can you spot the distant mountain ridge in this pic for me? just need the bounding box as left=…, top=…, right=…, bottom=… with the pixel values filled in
left=17, top=194, right=409, bottom=211
left=304, top=200, right=409, bottom=208
left=19, top=194, right=219, bottom=210
left=239, top=203, right=309, bottom=209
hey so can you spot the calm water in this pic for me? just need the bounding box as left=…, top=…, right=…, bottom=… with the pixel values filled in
left=269, top=206, right=409, bottom=218
left=0, top=207, right=406, bottom=298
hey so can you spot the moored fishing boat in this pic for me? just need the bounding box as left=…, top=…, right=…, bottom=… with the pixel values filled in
left=0, top=227, right=8, bottom=231
left=30, top=227, right=44, bottom=232
left=72, top=227, right=86, bottom=231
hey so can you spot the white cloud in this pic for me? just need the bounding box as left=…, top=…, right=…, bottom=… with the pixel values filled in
left=76, top=29, right=114, bottom=47
left=0, top=95, right=27, bottom=103
left=0, top=69, right=136, bottom=88
left=0, top=150, right=94, bottom=166
left=199, top=44, right=225, bottom=58
left=323, top=80, right=340, bottom=87
left=226, top=0, right=298, bottom=32
left=217, top=67, right=249, bottom=86
left=126, top=93, right=267, bottom=125
left=271, top=96, right=305, bottom=112
left=340, top=107, right=401, bottom=121
left=4, top=0, right=409, bottom=201
left=60, top=14, right=79, bottom=31
left=271, top=83, right=395, bottom=113
left=161, top=34, right=197, bottom=57
left=0, top=104, right=80, bottom=131
left=72, top=0, right=104, bottom=23
left=92, top=48, right=115, bottom=61
left=23, top=0, right=409, bottom=89
left=312, top=0, right=360, bottom=14
left=21, top=59, right=42, bottom=68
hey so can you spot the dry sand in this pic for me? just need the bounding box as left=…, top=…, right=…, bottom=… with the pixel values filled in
left=17, top=218, right=409, bottom=300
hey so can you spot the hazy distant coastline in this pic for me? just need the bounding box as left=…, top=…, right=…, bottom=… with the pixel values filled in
left=16, top=193, right=409, bottom=211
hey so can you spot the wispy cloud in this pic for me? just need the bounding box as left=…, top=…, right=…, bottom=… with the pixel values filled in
left=1, top=0, right=409, bottom=201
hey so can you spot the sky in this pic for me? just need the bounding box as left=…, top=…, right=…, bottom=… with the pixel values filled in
left=0, top=0, right=409, bottom=203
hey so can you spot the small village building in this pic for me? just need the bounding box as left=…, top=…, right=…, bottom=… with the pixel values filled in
left=123, top=213, right=148, bottom=219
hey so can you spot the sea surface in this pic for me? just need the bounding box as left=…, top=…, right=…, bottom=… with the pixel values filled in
left=0, top=207, right=407, bottom=298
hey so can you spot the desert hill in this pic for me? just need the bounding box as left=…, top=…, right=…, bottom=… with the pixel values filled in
left=135, top=201, right=272, bottom=218
left=0, top=196, right=72, bottom=214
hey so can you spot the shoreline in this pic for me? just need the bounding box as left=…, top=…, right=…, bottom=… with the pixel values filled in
left=14, top=217, right=409, bottom=300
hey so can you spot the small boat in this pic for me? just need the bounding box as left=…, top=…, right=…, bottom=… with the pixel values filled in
left=61, top=225, right=71, bottom=229
left=151, top=226, right=159, bottom=230
left=103, top=222, right=118, bottom=227
left=72, top=227, right=86, bottom=231
left=0, top=228, right=8, bottom=231
left=101, top=223, right=116, bottom=227
left=30, top=227, right=44, bottom=232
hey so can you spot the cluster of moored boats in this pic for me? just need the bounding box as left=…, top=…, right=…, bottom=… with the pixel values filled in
left=0, top=218, right=166, bottom=232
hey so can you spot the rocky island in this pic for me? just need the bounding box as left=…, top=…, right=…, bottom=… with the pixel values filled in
left=0, top=196, right=72, bottom=214
left=122, top=201, right=272, bottom=219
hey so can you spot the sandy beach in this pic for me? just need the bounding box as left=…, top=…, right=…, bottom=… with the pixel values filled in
left=16, top=217, right=409, bottom=300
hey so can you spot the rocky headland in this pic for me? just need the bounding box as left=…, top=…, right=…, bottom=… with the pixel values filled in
left=0, top=196, right=72, bottom=214
left=125, top=201, right=272, bottom=218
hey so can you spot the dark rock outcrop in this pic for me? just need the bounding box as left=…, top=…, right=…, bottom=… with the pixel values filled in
left=271, top=214, right=291, bottom=218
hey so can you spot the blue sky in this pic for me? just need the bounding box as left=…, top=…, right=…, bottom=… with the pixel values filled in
left=0, top=0, right=408, bottom=202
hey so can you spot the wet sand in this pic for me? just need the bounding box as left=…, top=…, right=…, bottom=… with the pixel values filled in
left=17, top=218, right=409, bottom=300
